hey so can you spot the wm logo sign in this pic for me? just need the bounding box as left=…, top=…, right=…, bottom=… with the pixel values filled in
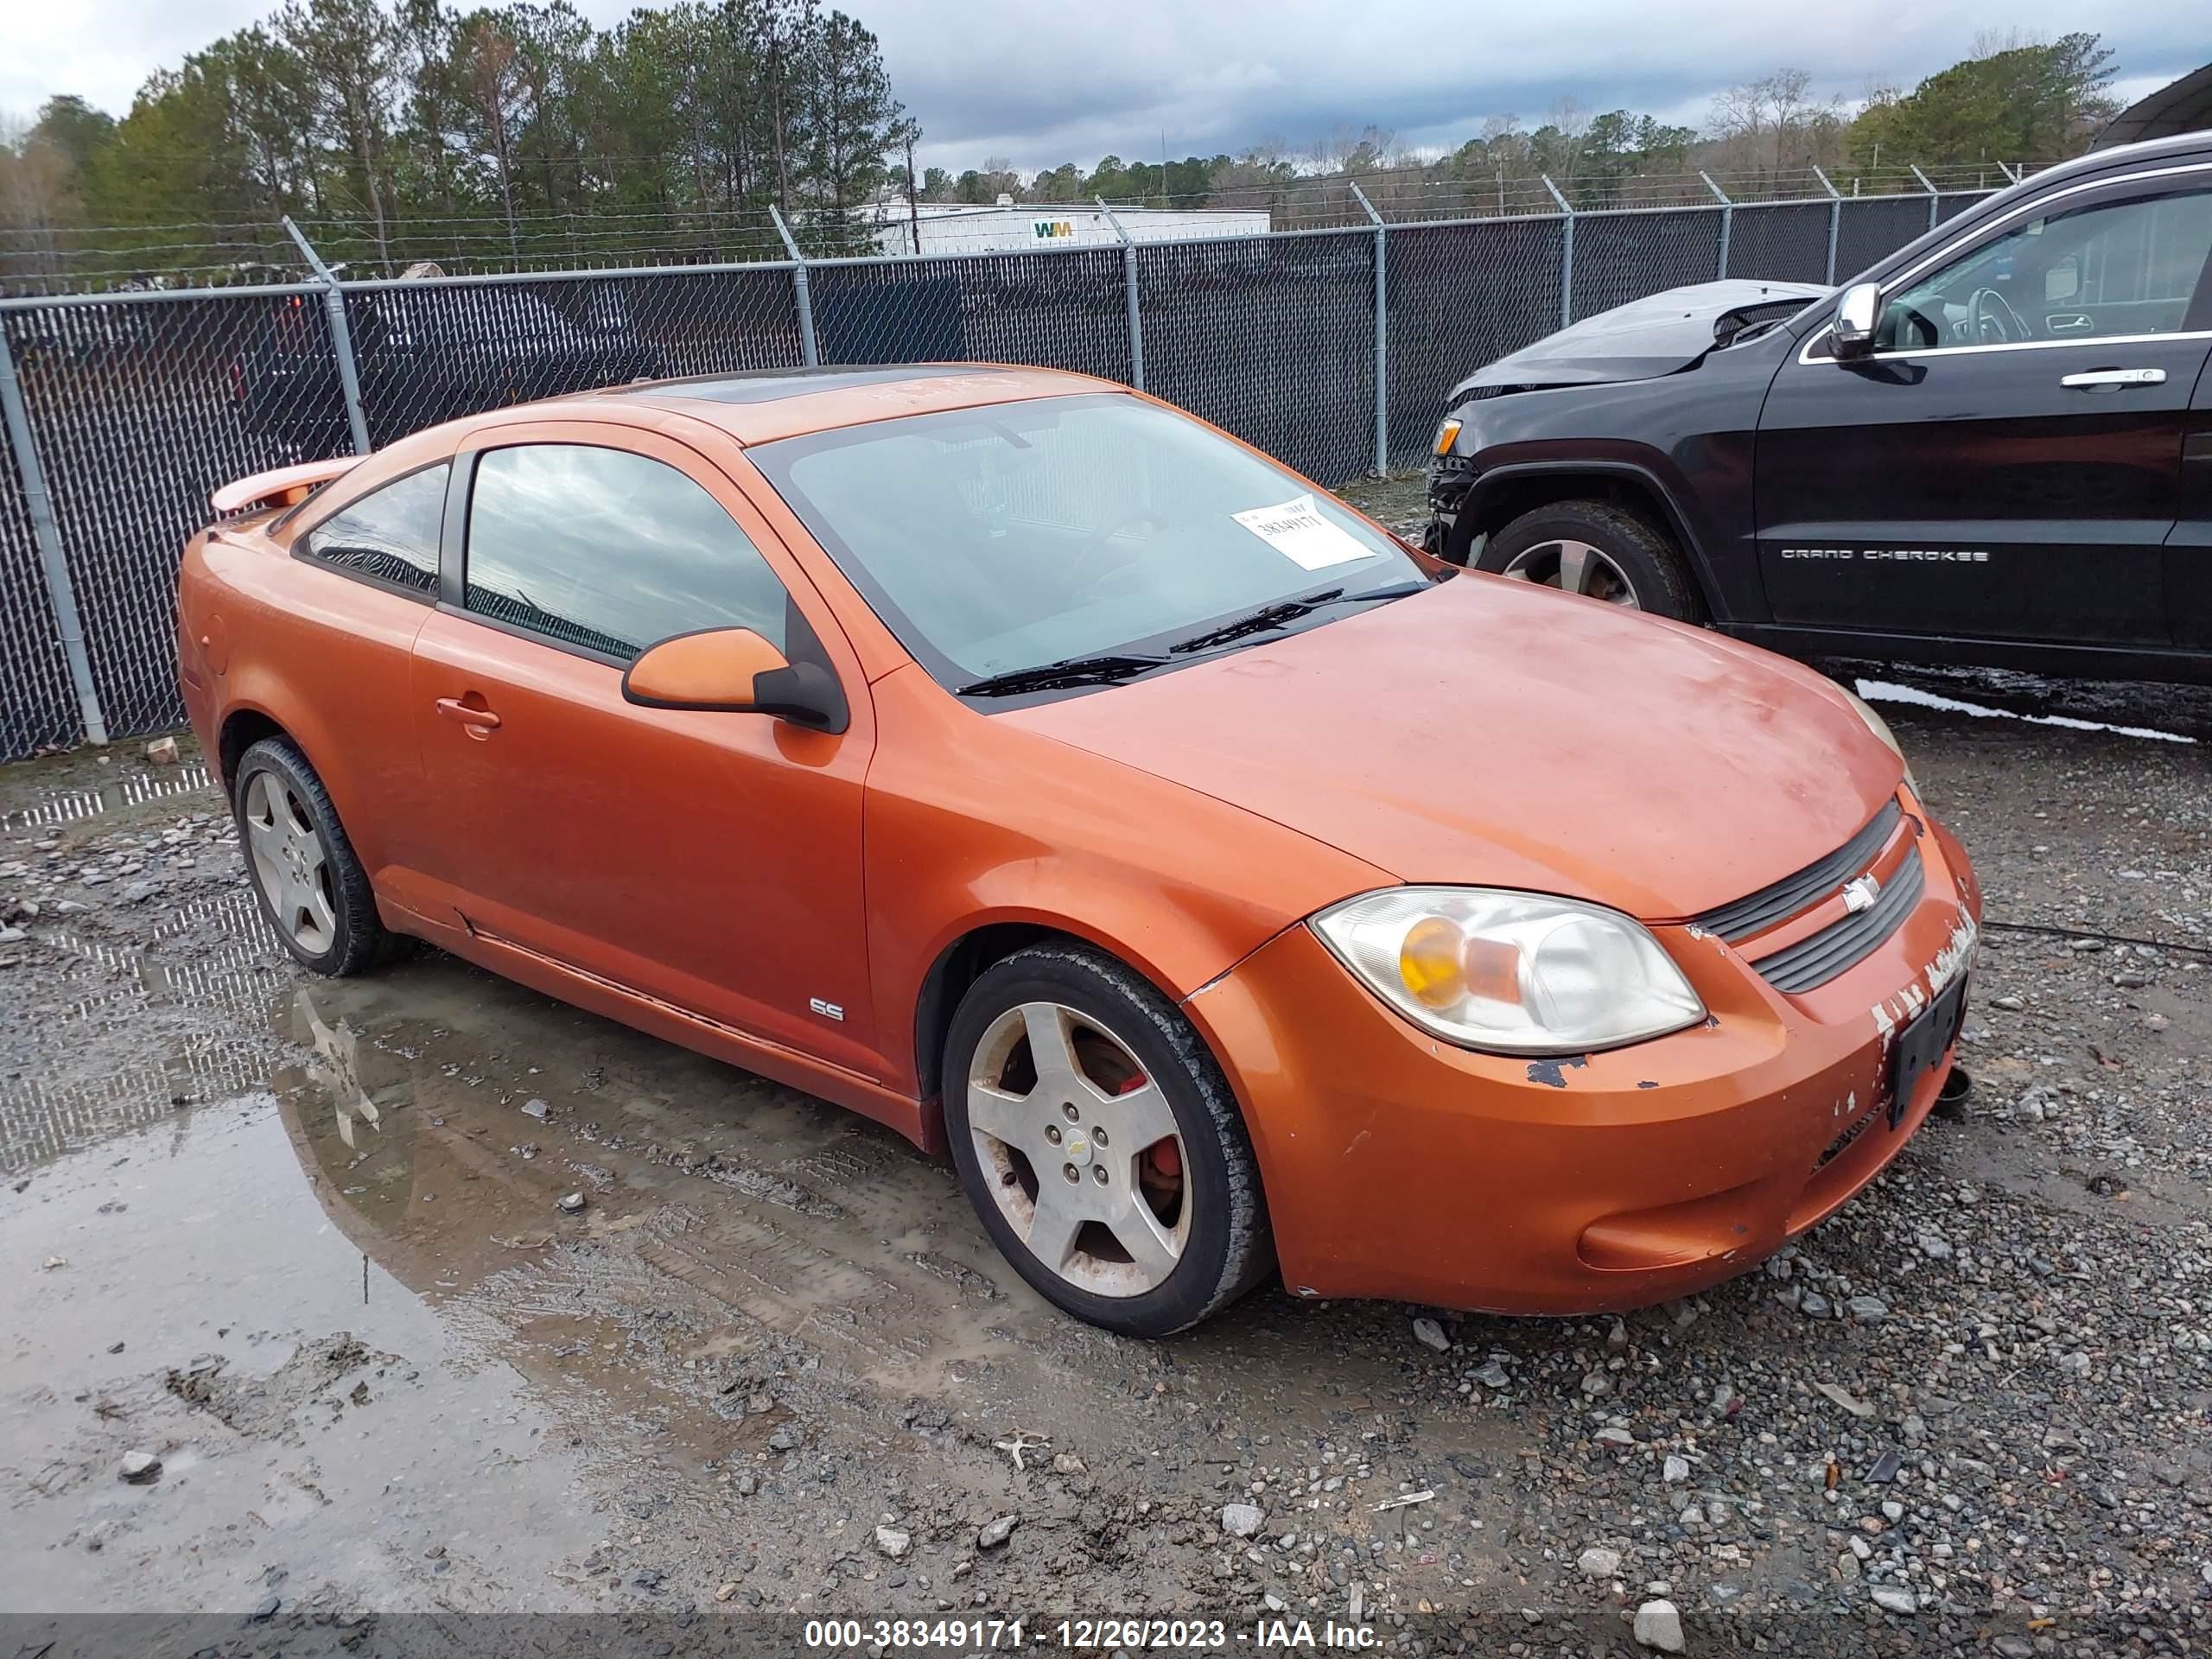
left=1033, top=220, right=1075, bottom=239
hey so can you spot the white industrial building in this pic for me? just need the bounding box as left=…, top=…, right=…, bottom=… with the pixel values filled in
left=864, top=197, right=1270, bottom=257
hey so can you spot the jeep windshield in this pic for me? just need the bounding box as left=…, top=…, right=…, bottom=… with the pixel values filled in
left=750, top=394, right=1428, bottom=697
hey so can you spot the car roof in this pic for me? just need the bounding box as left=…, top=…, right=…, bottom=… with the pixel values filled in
left=577, top=363, right=1125, bottom=445
left=2018, top=129, right=2212, bottom=189
left=2095, top=79, right=2212, bottom=151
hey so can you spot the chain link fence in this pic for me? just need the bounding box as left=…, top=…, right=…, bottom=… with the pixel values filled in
left=1140, top=229, right=1376, bottom=486
left=0, top=177, right=2002, bottom=760
left=1383, top=216, right=1567, bottom=475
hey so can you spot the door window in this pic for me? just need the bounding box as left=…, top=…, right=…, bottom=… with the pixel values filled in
left=1878, top=185, right=2212, bottom=352
left=300, top=462, right=448, bottom=596
left=463, top=443, right=789, bottom=661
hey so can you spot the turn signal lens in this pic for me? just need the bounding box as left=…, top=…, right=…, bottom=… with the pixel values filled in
left=1433, top=417, right=1463, bottom=456
left=1313, top=887, right=1704, bottom=1056
left=1398, top=915, right=1466, bottom=1009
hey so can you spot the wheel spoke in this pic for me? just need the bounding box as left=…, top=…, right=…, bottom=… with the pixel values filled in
left=303, top=880, right=336, bottom=939
left=280, top=787, right=315, bottom=841
left=1024, top=1181, right=1087, bottom=1273
left=245, top=810, right=285, bottom=861
left=1096, top=1081, right=1177, bottom=1154
left=1555, top=541, right=1594, bottom=595
left=966, top=1080, right=1029, bottom=1147
left=1105, top=1192, right=1180, bottom=1284
left=1020, top=1002, right=1097, bottom=1103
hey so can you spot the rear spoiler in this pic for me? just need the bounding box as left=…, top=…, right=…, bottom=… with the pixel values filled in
left=210, top=456, right=359, bottom=518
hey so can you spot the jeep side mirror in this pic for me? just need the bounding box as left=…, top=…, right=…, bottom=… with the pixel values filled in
left=1832, top=282, right=1883, bottom=358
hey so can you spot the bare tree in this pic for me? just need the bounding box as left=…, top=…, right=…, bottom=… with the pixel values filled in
left=1707, top=68, right=1844, bottom=184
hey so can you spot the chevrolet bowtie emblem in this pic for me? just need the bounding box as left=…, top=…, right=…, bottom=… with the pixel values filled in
left=1842, top=874, right=1881, bottom=913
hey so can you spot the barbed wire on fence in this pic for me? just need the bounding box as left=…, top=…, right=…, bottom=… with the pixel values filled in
left=0, top=158, right=2044, bottom=295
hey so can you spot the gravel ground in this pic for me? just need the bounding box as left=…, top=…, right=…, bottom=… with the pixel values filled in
left=1, top=644, right=2208, bottom=1656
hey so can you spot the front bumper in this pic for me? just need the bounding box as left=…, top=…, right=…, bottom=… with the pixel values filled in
left=1184, top=802, right=1980, bottom=1315
left=1422, top=455, right=1475, bottom=556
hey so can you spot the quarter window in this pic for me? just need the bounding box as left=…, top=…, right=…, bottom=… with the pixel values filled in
left=463, top=444, right=790, bottom=661
left=1878, top=186, right=2212, bottom=351
left=301, top=463, right=448, bottom=595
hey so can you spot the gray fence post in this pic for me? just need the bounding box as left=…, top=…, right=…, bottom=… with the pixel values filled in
left=1700, top=173, right=1733, bottom=279
left=770, top=207, right=821, bottom=367
left=1910, top=166, right=1941, bottom=231
left=1998, top=160, right=2023, bottom=185
left=1812, top=166, right=1843, bottom=284
left=1096, top=199, right=1147, bottom=392
left=1541, top=176, right=1575, bottom=327
left=0, top=323, right=108, bottom=745
left=1349, top=182, right=1389, bottom=476
left=282, top=217, right=372, bottom=455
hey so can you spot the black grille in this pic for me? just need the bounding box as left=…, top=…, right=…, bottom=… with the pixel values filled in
left=1693, top=802, right=1901, bottom=944
left=1750, top=846, right=1924, bottom=995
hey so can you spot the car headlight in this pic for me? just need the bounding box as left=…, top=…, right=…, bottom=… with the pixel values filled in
left=1310, top=887, right=1706, bottom=1056
left=1841, top=688, right=1919, bottom=795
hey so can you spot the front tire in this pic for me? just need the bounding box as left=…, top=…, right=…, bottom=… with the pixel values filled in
left=232, top=736, right=392, bottom=976
left=942, top=943, right=1273, bottom=1337
left=1478, top=499, right=1704, bottom=621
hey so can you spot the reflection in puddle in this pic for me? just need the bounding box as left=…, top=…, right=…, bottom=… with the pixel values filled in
left=1858, top=677, right=2197, bottom=745
left=1, top=890, right=290, bottom=1177
left=0, top=1071, right=605, bottom=1614
left=0, top=760, right=217, bottom=830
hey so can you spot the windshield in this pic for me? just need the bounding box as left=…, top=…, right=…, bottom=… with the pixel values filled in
left=749, top=394, right=1426, bottom=691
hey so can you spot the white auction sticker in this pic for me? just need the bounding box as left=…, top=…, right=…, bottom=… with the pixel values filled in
left=1231, top=494, right=1373, bottom=571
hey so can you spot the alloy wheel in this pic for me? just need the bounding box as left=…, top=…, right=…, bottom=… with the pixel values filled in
left=1498, top=537, right=1642, bottom=607
left=243, top=771, right=337, bottom=954
left=965, top=1001, right=1190, bottom=1297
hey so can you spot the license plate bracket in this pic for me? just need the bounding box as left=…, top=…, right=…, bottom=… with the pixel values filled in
left=1886, top=973, right=1968, bottom=1129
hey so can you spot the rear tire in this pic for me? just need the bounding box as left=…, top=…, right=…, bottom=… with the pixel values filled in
left=232, top=736, right=393, bottom=976
left=1478, top=499, right=1704, bottom=622
left=943, top=943, right=1273, bottom=1337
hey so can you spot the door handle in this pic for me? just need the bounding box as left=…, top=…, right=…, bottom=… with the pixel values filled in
left=2045, top=314, right=2093, bottom=333
left=434, top=696, right=502, bottom=732
left=2059, top=368, right=2165, bottom=390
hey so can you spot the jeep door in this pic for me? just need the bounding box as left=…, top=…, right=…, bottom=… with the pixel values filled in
left=1755, top=168, right=2212, bottom=647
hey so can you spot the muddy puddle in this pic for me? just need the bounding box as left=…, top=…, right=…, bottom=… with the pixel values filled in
left=6, top=910, right=1505, bottom=1622
left=0, top=1081, right=605, bottom=1620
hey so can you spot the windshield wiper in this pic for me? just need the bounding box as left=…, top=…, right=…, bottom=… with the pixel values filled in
left=956, top=652, right=1169, bottom=697
left=1166, top=581, right=1430, bottom=655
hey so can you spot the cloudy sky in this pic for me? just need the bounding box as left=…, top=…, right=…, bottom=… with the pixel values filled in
left=3, top=0, right=2202, bottom=173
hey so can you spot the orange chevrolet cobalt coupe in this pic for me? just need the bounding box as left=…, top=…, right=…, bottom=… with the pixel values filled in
left=178, top=366, right=1980, bottom=1337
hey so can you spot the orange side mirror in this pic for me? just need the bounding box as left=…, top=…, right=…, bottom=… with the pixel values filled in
left=622, top=627, right=788, bottom=711
left=621, top=626, right=849, bottom=734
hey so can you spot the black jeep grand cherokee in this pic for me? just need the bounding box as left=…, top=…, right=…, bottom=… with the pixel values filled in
left=1425, top=130, right=2212, bottom=684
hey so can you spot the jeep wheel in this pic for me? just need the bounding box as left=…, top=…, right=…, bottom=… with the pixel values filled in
left=1479, top=500, right=1704, bottom=622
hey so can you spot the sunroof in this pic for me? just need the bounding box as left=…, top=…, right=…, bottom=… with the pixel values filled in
left=623, top=365, right=982, bottom=404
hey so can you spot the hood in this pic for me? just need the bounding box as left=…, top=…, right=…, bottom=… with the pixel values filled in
left=1005, top=575, right=1901, bottom=922
left=1450, top=280, right=1828, bottom=397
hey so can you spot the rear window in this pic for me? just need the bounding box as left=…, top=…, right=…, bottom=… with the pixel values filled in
left=300, top=463, right=448, bottom=596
